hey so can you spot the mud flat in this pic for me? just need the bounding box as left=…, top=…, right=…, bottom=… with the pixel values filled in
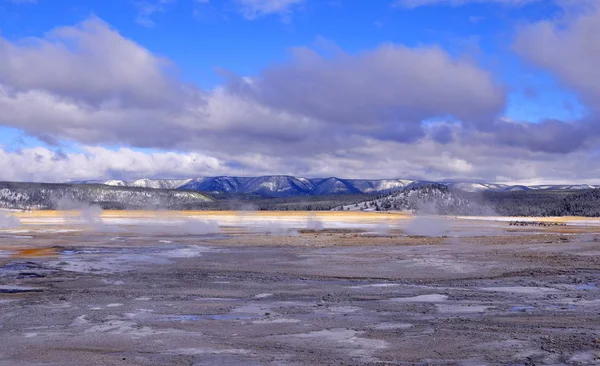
left=1, top=211, right=600, bottom=365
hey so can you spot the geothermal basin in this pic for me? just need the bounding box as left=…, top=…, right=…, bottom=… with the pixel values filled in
left=0, top=210, right=599, bottom=365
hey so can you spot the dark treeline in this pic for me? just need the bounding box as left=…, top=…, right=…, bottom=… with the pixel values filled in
left=481, top=190, right=576, bottom=216
left=561, top=189, right=600, bottom=216
left=474, top=189, right=600, bottom=216
left=179, top=193, right=373, bottom=211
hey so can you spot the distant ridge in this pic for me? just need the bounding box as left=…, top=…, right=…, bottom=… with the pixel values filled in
left=76, top=176, right=600, bottom=198
left=0, top=182, right=213, bottom=210
left=339, top=183, right=600, bottom=217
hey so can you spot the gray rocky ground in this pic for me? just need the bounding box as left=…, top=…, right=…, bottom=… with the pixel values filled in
left=1, top=220, right=599, bottom=365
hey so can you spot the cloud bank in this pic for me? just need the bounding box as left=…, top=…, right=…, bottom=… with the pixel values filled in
left=0, top=7, right=600, bottom=183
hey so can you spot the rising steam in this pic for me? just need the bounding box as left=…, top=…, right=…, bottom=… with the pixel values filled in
left=0, top=212, right=20, bottom=229
left=54, top=196, right=221, bottom=235
left=134, top=218, right=221, bottom=236
left=405, top=215, right=449, bottom=237
left=306, top=213, right=324, bottom=231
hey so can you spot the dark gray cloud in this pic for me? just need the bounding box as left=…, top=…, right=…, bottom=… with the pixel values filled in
left=428, top=124, right=455, bottom=144
left=488, top=119, right=592, bottom=153
left=232, top=44, right=505, bottom=143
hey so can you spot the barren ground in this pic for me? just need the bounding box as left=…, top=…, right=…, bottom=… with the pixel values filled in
left=1, top=211, right=599, bottom=365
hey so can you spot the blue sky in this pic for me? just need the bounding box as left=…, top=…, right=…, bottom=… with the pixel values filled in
left=0, top=0, right=598, bottom=183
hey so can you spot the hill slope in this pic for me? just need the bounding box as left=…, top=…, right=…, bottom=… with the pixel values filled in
left=0, top=182, right=213, bottom=210
left=342, top=184, right=494, bottom=215
left=345, top=185, right=600, bottom=217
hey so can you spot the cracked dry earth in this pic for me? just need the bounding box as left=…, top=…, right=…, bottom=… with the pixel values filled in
left=1, top=223, right=600, bottom=365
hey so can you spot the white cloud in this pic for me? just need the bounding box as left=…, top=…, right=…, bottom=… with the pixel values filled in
left=0, top=18, right=505, bottom=152
left=0, top=16, right=598, bottom=183
left=0, top=17, right=182, bottom=107
left=135, top=0, right=176, bottom=28
left=2, top=140, right=600, bottom=184
left=514, top=3, right=600, bottom=113
left=0, top=147, right=224, bottom=182
left=234, top=0, right=304, bottom=19
left=394, top=0, right=541, bottom=8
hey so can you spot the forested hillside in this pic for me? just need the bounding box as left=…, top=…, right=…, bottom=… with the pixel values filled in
left=559, top=189, right=600, bottom=216
left=345, top=185, right=600, bottom=217
left=0, top=182, right=212, bottom=210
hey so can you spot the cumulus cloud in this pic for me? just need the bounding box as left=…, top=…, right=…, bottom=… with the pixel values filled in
left=0, top=18, right=186, bottom=107
left=0, top=147, right=224, bottom=182
left=0, top=18, right=293, bottom=150
left=0, top=16, right=599, bottom=183
left=0, top=18, right=503, bottom=152
left=394, top=0, right=541, bottom=8
left=509, top=4, right=600, bottom=153
left=231, top=44, right=505, bottom=142
left=514, top=4, right=600, bottom=113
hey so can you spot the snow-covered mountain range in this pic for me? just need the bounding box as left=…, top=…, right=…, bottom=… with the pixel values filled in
left=80, top=176, right=600, bottom=197
left=82, top=176, right=417, bottom=197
